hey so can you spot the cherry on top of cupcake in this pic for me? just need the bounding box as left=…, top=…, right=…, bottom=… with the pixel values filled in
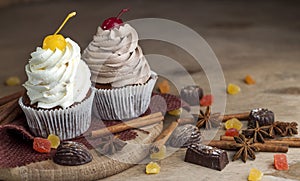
left=42, top=12, right=76, bottom=52
left=101, top=8, right=129, bottom=30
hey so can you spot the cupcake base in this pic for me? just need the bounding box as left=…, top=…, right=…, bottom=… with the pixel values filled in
left=93, top=71, right=158, bottom=120
left=18, top=89, right=95, bottom=140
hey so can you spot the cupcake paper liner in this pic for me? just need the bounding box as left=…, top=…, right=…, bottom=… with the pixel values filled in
left=18, top=89, right=95, bottom=140
left=93, top=71, right=158, bottom=120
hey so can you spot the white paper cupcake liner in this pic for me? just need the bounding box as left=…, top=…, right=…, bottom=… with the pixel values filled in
left=18, top=89, right=95, bottom=140
left=93, top=71, right=158, bottom=120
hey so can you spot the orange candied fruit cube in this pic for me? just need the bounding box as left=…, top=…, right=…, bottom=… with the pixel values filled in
left=158, top=80, right=170, bottom=94
left=244, top=75, right=256, bottom=85
left=274, top=154, right=289, bottom=170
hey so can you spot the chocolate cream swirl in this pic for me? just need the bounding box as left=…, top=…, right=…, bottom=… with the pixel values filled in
left=82, top=23, right=151, bottom=88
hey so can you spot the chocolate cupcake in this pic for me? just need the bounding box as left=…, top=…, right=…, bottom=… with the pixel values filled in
left=19, top=15, right=94, bottom=140
left=82, top=10, right=157, bottom=120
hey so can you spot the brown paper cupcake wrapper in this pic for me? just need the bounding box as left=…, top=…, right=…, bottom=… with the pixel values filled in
left=18, top=89, right=95, bottom=140
left=93, top=71, right=158, bottom=120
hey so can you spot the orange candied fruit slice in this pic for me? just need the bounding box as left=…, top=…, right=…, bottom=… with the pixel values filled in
left=158, top=80, right=170, bottom=94
left=244, top=75, right=256, bottom=85
left=33, top=137, right=51, bottom=153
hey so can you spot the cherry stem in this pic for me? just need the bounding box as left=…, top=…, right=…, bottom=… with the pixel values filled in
left=116, top=8, right=129, bottom=19
left=54, top=12, right=76, bottom=35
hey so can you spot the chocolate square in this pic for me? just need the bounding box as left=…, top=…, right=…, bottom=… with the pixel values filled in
left=180, top=85, right=203, bottom=106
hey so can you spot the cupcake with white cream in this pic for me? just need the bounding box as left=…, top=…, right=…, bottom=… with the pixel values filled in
left=19, top=12, right=94, bottom=140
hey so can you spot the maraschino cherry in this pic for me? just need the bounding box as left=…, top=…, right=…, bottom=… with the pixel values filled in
left=43, top=12, right=76, bottom=51
left=101, top=8, right=129, bottom=30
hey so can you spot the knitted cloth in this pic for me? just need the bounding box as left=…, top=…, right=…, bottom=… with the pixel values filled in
left=0, top=93, right=189, bottom=168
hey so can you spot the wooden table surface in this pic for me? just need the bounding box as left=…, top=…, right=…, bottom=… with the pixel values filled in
left=0, top=0, right=300, bottom=180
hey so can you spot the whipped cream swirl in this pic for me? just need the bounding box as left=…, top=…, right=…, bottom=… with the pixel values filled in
left=82, top=23, right=151, bottom=88
left=24, top=38, right=91, bottom=109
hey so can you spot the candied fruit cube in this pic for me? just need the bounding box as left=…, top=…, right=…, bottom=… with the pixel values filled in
left=224, top=118, right=243, bottom=131
left=150, top=145, right=166, bottom=160
left=146, top=162, right=161, bottom=174
left=274, top=154, right=289, bottom=170
left=225, top=128, right=239, bottom=137
left=227, top=83, right=241, bottom=95
left=47, top=134, right=60, bottom=149
left=33, top=137, right=51, bottom=153
left=5, top=76, right=21, bottom=86
left=248, top=168, right=263, bottom=181
left=200, top=94, right=213, bottom=106
left=244, top=75, right=255, bottom=85
left=158, top=80, right=170, bottom=94
left=168, top=108, right=182, bottom=116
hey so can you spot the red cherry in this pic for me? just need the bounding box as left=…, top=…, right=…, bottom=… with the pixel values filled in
left=101, top=8, right=129, bottom=30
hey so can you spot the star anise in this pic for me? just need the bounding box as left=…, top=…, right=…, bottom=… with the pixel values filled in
left=260, top=121, right=284, bottom=138
left=232, top=134, right=259, bottom=163
left=97, top=135, right=127, bottom=155
left=278, top=122, right=298, bottom=136
left=195, top=106, right=221, bottom=129
left=242, top=121, right=271, bottom=143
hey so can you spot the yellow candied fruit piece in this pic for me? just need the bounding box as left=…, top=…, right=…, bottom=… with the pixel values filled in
left=248, top=168, right=263, bottom=181
left=168, top=108, right=182, bottom=116
left=224, top=118, right=243, bottom=131
left=158, top=80, right=170, bottom=94
left=47, top=134, right=60, bottom=149
left=227, top=83, right=241, bottom=95
left=5, top=76, right=21, bottom=86
left=150, top=145, right=166, bottom=160
left=146, top=162, right=161, bottom=174
left=244, top=75, right=256, bottom=85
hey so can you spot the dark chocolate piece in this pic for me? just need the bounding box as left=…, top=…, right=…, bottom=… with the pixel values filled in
left=249, top=108, right=274, bottom=128
left=168, top=124, right=202, bottom=148
left=53, top=141, right=93, bottom=166
left=180, top=85, right=203, bottom=106
left=184, top=144, right=229, bottom=171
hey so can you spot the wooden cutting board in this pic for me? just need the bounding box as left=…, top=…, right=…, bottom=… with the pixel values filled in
left=0, top=122, right=163, bottom=181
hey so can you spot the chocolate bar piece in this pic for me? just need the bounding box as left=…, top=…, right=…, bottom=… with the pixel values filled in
left=180, top=85, right=203, bottom=106
left=184, top=144, right=229, bottom=171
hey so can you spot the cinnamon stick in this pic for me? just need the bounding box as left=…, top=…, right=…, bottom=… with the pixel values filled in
left=220, top=135, right=300, bottom=147
left=89, top=112, right=164, bottom=138
left=0, top=90, right=24, bottom=106
left=220, top=112, right=249, bottom=122
left=177, top=118, right=195, bottom=125
left=280, top=137, right=300, bottom=141
left=0, top=99, right=19, bottom=122
left=208, top=140, right=288, bottom=153
left=150, top=121, right=179, bottom=153
left=0, top=107, right=23, bottom=125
